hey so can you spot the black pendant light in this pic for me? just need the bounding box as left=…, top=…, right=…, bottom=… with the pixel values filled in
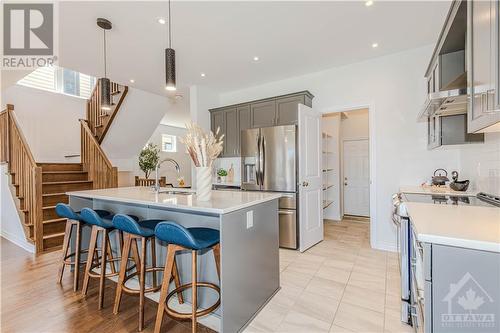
left=97, top=18, right=112, bottom=110
left=165, top=0, right=176, bottom=91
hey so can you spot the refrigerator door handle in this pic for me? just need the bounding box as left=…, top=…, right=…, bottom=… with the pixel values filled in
left=256, top=134, right=261, bottom=185
left=261, top=136, right=266, bottom=185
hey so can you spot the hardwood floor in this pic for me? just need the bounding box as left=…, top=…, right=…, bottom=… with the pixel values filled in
left=0, top=237, right=215, bottom=333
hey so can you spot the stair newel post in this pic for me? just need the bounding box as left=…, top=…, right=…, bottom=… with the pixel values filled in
left=33, top=166, right=44, bottom=253
left=111, top=167, right=118, bottom=188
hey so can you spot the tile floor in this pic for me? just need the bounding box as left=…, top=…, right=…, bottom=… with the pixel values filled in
left=244, top=218, right=413, bottom=333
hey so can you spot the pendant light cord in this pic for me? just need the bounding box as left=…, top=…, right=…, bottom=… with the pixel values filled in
left=168, top=0, right=172, bottom=48
left=103, top=29, right=107, bottom=78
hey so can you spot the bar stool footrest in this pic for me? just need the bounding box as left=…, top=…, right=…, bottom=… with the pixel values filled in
left=164, top=282, right=220, bottom=319
left=88, top=257, right=136, bottom=279
left=122, top=266, right=164, bottom=294
left=62, top=248, right=90, bottom=265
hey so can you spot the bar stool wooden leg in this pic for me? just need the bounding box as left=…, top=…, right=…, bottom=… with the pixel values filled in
left=106, top=237, right=116, bottom=274
left=113, top=233, right=132, bottom=314
left=151, top=237, right=157, bottom=288
left=82, top=226, right=99, bottom=296
left=73, top=221, right=82, bottom=292
left=98, top=228, right=108, bottom=310
left=131, top=237, right=141, bottom=277
left=191, top=249, right=198, bottom=333
left=139, top=236, right=147, bottom=331
left=172, top=259, right=184, bottom=303
left=154, top=244, right=178, bottom=333
left=57, top=220, right=73, bottom=284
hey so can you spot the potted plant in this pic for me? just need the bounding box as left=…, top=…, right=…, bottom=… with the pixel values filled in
left=138, top=143, right=160, bottom=179
left=217, top=168, right=228, bottom=183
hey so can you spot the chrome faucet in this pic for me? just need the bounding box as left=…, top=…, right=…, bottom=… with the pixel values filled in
left=153, top=158, right=180, bottom=192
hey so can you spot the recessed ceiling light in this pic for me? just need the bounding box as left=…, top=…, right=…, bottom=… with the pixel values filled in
left=365, top=0, right=374, bottom=7
left=200, top=73, right=206, bottom=77
left=158, top=18, right=166, bottom=25
left=372, top=43, right=379, bottom=48
left=129, top=79, right=135, bottom=83
left=253, top=56, right=259, bottom=61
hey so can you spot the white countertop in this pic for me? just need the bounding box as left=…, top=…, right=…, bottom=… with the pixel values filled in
left=67, top=187, right=281, bottom=215
left=400, top=185, right=477, bottom=196
left=404, top=202, right=500, bottom=253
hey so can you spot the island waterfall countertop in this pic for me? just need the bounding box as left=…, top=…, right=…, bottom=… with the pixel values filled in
left=404, top=202, right=500, bottom=253
left=66, top=186, right=282, bottom=214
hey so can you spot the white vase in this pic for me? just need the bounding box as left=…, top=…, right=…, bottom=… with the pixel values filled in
left=196, top=166, right=212, bottom=201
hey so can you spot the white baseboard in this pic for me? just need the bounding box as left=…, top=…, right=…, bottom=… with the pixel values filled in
left=374, top=240, right=398, bottom=253
left=0, top=229, right=35, bottom=253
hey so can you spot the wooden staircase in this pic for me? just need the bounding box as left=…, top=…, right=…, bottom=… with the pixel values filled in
left=1, top=80, right=126, bottom=253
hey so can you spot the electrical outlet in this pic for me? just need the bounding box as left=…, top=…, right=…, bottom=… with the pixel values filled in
left=246, top=210, right=253, bottom=229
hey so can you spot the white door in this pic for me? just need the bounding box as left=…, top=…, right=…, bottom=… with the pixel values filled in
left=343, top=139, right=370, bottom=217
left=298, top=104, right=323, bottom=252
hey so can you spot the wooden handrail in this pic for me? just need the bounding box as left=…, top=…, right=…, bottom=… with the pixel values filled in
left=1, top=104, right=43, bottom=252
left=80, top=119, right=117, bottom=189
left=86, top=80, right=128, bottom=144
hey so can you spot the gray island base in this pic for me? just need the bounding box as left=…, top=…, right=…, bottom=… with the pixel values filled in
left=67, top=187, right=281, bottom=332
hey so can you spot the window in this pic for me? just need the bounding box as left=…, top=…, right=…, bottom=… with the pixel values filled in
left=161, top=134, right=177, bottom=152
left=17, top=66, right=96, bottom=99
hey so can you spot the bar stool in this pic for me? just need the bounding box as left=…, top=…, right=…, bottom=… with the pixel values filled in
left=80, top=208, right=138, bottom=309
left=153, top=222, right=221, bottom=333
left=55, top=203, right=113, bottom=292
left=112, top=214, right=184, bottom=331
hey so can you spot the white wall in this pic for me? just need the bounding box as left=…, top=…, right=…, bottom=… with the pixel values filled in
left=117, top=124, right=192, bottom=187
left=218, top=45, right=462, bottom=251
left=1, top=85, right=86, bottom=162
left=340, top=108, right=369, bottom=141
left=0, top=164, right=35, bottom=253
left=458, top=133, right=500, bottom=194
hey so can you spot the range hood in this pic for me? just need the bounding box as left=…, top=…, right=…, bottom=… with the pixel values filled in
left=418, top=0, right=467, bottom=122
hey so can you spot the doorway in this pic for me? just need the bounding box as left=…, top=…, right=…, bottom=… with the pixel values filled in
left=321, top=108, right=370, bottom=221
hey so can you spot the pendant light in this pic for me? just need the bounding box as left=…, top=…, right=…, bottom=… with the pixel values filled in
left=97, top=18, right=112, bottom=111
left=165, top=0, right=176, bottom=91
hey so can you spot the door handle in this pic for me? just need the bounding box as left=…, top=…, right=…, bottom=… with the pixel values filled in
left=344, top=182, right=348, bottom=186
left=302, top=181, right=309, bottom=187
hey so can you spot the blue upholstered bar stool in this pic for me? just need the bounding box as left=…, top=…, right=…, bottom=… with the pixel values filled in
left=111, top=214, right=184, bottom=331
left=153, top=222, right=221, bottom=333
left=55, top=203, right=112, bottom=292
left=79, top=208, right=139, bottom=309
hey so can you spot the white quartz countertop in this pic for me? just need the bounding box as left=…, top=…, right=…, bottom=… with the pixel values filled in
left=67, top=187, right=281, bottom=215
left=400, top=185, right=477, bottom=196
left=404, top=202, right=500, bottom=253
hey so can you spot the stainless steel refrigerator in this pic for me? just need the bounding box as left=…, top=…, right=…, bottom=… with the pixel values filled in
left=241, top=125, right=298, bottom=249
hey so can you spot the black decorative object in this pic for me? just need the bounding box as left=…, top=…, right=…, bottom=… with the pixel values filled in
left=97, top=18, right=112, bottom=110
left=165, top=0, right=176, bottom=91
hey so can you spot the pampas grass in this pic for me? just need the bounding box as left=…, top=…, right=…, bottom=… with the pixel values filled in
left=180, top=122, right=224, bottom=167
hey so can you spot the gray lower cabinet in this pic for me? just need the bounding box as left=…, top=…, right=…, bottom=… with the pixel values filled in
left=224, top=107, right=239, bottom=157
left=251, top=100, right=277, bottom=128
left=418, top=242, right=500, bottom=333
left=467, top=0, right=500, bottom=132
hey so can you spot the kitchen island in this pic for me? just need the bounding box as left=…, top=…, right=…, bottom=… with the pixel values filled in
left=67, top=187, right=282, bottom=333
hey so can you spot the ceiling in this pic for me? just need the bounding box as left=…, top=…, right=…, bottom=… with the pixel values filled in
left=58, top=1, right=450, bottom=98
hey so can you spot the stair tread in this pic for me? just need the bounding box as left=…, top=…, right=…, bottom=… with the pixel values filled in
left=42, top=205, right=57, bottom=210
left=42, top=180, right=92, bottom=185
left=42, top=171, right=87, bottom=174
left=43, top=218, right=66, bottom=224
left=43, top=232, right=65, bottom=240
left=38, top=163, right=82, bottom=165
left=42, top=192, right=67, bottom=197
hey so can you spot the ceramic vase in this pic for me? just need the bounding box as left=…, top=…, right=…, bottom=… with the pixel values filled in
left=196, top=166, right=212, bottom=201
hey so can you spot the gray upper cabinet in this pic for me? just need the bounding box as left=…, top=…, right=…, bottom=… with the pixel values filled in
left=276, top=96, right=303, bottom=125
left=224, top=107, right=239, bottom=157
left=209, top=91, right=314, bottom=156
left=467, top=0, right=500, bottom=132
left=251, top=100, right=277, bottom=128
left=238, top=105, right=251, bottom=131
